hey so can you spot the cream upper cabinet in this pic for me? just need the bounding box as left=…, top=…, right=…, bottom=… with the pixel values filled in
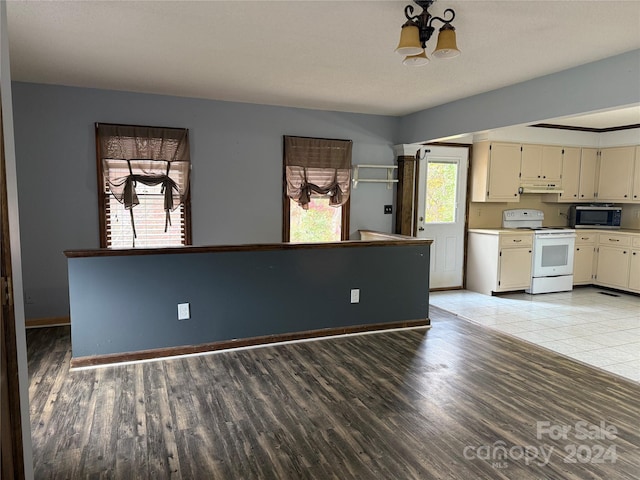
left=542, top=145, right=563, bottom=182
left=521, top=144, right=563, bottom=183
left=555, top=147, right=580, bottom=202
left=470, top=141, right=521, bottom=202
left=632, top=146, right=640, bottom=203
left=543, top=147, right=596, bottom=203
left=520, top=144, right=543, bottom=182
left=597, top=146, right=635, bottom=201
left=578, top=148, right=598, bottom=201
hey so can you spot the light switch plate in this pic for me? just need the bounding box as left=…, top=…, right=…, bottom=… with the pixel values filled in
left=350, top=289, right=360, bottom=304
left=178, top=302, right=190, bottom=320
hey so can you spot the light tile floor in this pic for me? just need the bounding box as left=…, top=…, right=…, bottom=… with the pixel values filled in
left=430, top=287, right=640, bottom=383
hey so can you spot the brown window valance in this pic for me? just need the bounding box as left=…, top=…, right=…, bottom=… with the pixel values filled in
left=96, top=123, right=190, bottom=240
left=284, top=135, right=352, bottom=209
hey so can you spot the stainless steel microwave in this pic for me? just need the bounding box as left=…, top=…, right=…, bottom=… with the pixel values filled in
left=568, top=205, right=622, bottom=229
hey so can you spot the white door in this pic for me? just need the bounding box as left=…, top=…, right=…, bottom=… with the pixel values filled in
left=416, top=146, right=469, bottom=289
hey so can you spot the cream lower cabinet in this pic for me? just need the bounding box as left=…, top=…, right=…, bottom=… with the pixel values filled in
left=595, top=233, right=632, bottom=290
left=467, top=231, right=532, bottom=295
left=573, top=231, right=597, bottom=285
left=629, top=237, right=640, bottom=292
left=499, top=246, right=533, bottom=290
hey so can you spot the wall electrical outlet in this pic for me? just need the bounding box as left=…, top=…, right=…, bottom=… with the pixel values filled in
left=350, top=289, right=360, bottom=304
left=177, top=302, right=190, bottom=320
left=384, top=205, right=393, bottom=214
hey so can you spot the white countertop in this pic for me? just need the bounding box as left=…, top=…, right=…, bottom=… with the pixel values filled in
left=468, top=228, right=640, bottom=235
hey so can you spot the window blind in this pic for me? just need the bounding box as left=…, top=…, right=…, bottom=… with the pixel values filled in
left=96, top=123, right=191, bottom=248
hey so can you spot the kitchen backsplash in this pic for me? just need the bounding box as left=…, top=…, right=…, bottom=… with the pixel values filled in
left=468, top=195, right=640, bottom=230
left=621, top=204, right=640, bottom=229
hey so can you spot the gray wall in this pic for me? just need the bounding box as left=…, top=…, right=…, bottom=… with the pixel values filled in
left=12, top=83, right=399, bottom=319
left=68, top=244, right=430, bottom=358
left=13, top=50, right=640, bottom=319
left=399, top=49, right=640, bottom=143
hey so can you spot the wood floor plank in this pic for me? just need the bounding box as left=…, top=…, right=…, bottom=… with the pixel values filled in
left=27, top=308, right=640, bottom=479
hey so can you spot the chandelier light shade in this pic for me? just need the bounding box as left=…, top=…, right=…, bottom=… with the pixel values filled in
left=396, top=24, right=423, bottom=56
left=395, top=0, right=460, bottom=66
left=403, top=51, right=430, bottom=67
left=433, top=24, right=460, bottom=58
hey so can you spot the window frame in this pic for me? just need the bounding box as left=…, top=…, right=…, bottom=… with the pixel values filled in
left=95, top=123, right=192, bottom=249
left=282, top=135, right=352, bottom=242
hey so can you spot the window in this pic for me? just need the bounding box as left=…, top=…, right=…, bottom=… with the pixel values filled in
left=288, top=195, right=347, bottom=242
left=96, top=123, right=192, bottom=248
left=282, top=136, right=352, bottom=242
left=424, top=159, right=458, bottom=224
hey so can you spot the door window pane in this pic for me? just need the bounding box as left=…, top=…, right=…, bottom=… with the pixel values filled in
left=289, top=196, right=342, bottom=242
left=425, top=161, right=458, bottom=223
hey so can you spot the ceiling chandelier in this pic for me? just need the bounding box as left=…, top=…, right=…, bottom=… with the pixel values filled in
left=396, top=0, right=460, bottom=66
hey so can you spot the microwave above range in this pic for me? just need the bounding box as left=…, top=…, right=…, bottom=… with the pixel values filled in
left=568, top=205, right=622, bottom=229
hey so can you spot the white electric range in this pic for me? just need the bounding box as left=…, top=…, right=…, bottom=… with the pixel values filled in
left=502, top=209, right=576, bottom=294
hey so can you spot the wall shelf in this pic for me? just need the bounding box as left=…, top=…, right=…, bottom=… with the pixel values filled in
left=352, top=164, right=398, bottom=189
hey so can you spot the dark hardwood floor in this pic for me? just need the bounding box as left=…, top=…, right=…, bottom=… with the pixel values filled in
left=27, top=307, right=640, bottom=479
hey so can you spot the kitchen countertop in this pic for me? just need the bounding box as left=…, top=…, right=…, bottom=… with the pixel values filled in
left=468, top=228, right=640, bottom=235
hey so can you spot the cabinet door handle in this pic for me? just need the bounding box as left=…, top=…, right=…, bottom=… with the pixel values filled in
left=513, top=239, right=522, bottom=243
left=609, top=239, right=619, bottom=242
left=633, top=252, right=637, bottom=256
left=576, top=248, right=580, bottom=251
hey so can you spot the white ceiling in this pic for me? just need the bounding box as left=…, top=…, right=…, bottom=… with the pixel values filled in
left=6, top=0, right=640, bottom=124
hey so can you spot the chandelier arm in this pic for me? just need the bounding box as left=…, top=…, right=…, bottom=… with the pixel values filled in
left=428, top=8, right=455, bottom=27
left=404, top=4, right=419, bottom=22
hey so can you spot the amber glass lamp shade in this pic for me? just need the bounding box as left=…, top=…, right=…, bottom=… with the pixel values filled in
left=432, top=24, right=460, bottom=59
left=403, top=51, right=430, bottom=67
left=396, top=24, right=423, bottom=56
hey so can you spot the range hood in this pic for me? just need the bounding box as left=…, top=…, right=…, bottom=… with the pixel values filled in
left=519, top=183, right=564, bottom=194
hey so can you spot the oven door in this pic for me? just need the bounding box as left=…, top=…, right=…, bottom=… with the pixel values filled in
left=532, top=233, right=576, bottom=277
